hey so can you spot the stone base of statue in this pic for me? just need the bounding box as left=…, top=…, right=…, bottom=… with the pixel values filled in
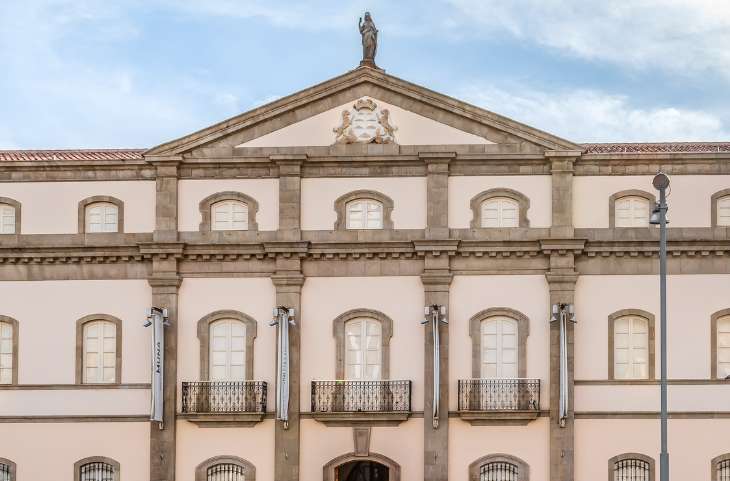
left=359, top=59, right=382, bottom=70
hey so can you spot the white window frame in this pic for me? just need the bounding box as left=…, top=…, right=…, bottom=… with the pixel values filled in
left=346, top=199, right=384, bottom=230
left=481, top=197, right=519, bottom=228
left=85, top=202, right=119, bottom=233
left=344, top=318, right=382, bottom=381
left=613, top=316, right=650, bottom=380
left=209, top=319, right=247, bottom=381
left=717, top=316, right=730, bottom=379
left=211, top=200, right=249, bottom=231
left=83, top=320, right=117, bottom=384
left=480, top=317, right=518, bottom=378
left=0, top=321, right=14, bottom=385
left=614, top=196, right=651, bottom=228
left=718, top=195, right=730, bottom=227
left=0, top=204, right=15, bottom=234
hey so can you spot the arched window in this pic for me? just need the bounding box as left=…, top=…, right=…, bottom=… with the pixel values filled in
left=345, top=317, right=382, bottom=380
left=0, top=317, right=18, bottom=385
left=715, top=194, right=730, bottom=227
left=195, top=456, right=255, bottom=481
left=0, top=458, right=16, bottom=481
left=481, top=197, right=519, bottom=228
left=480, top=317, right=518, bottom=378
left=209, top=318, right=247, bottom=381
left=74, top=457, right=119, bottom=481
left=469, top=454, right=529, bottom=481
left=609, top=454, right=654, bottom=481
left=714, top=312, right=730, bottom=379
left=346, top=199, right=384, bottom=229
left=611, top=313, right=651, bottom=380
left=79, top=196, right=124, bottom=234
left=712, top=454, right=730, bottom=481
left=609, top=191, right=654, bottom=228
left=334, top=190, right=394, bottom=231
left=0, top=203, right=16, bottom=234
left=76, top=315, right=122, bottom=384
left=212, top=200, right=249, bottom=231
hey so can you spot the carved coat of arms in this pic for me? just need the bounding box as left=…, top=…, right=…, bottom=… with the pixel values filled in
left=332, top=98, right=397, bottom=144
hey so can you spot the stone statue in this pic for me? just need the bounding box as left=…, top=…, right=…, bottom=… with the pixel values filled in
left=358, top=12, right=378, bottom=67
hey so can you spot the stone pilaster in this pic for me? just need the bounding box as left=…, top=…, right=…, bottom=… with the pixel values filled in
left=421, top=152, right=454, bottom=240
left=145, top=157, right=182, bottom=481
left=418, top=241, right=456, bottom=481
left=273, top=155, right=304, bottom=242
left=545, top=151, right=579, bottom=239
left=270, top=247, right=306, bottom=481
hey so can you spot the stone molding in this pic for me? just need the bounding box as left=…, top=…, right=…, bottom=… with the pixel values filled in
left=196, top=310, right=258, bottom=381
left=607, top=453, right=654, bottom=481
left=469, top=188, right=531, bottom=229
left=0, top=197, right=21, bottom=235
left=608, top=190, right=656, bottom=229
left=323, top=452, right=401, bottom=481
left=74, top=314, right=123, bottom=385
left=195, top=456, right=256, bottom=481
left=198, top=191, right=259, bottom=232
left=77, top=196, right=124, bottom=234
left=711, top=309, right=730, bottom=380
left=468, top=308, right=529, bottom=378
left=334, top=190, right=395, bottom=231
left=333, top=308, right=393, bottom=380
left=468, top=453, right=529, bottom=481
left=0, top=315, right=19, bottom=384
left=74, top=456, right=120, bottom=481
left=607, top=309, right=655, bottom=381
left=711, top=188, right=730, bottom=228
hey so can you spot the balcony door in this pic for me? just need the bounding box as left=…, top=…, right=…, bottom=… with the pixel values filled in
left=345, top=318, right=382, bottom=381
left=209, top=319, right=246, bottom=381
left=481, top=317, right=518, bottom=378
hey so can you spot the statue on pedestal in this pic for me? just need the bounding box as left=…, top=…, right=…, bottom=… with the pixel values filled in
left=359, top=12, right=378, bottom=67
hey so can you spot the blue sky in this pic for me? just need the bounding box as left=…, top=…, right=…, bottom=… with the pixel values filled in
left=2, top=0, right=730, bottom=149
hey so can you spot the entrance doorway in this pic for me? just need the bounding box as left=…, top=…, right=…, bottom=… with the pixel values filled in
left=335, top=460, right=389, bottom=481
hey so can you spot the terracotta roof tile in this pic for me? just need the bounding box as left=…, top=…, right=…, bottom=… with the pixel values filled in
left=581, top=142, right=730, bottom=154
left=0, top=149, right=146, bottom=162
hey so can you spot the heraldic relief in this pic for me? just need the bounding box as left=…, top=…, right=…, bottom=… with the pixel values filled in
left=332, top=97, right=398, bottom=144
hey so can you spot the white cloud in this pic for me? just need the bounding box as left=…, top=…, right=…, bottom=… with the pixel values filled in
left=447, top=0, right=730, bottom=78
left=460, top=84, right=730, bottom=142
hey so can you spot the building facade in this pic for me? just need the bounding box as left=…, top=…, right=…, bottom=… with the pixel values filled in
left=0, top=65, right=729, bottom=481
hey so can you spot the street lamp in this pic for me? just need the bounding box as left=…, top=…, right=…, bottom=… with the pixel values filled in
left=650, top=172, right=670, bottom=481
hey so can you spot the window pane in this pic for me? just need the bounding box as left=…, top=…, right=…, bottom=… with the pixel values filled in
left=344, top=318, right=381, bottom=380
left=346, top=200, right=383, bottom=229
left=481, top=317, right=519, bottom=378
left=718, top=196, right=730, bottom=226
left=83, top=320, right=116, bottom=383
left=615, top=196, right=650, bottom=227
left=212, top=200, right=248, bottom=231
left=209, top=319, right=246, bottom=381
left=614, top=316, right=649, bottom=380
left=0, top=204, right=16, bottom=234
left=85, top=202, right=119, bottom=233
left=481, top=197, right=519, bottom=228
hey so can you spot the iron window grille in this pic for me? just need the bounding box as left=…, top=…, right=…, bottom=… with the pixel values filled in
left=480, top=461, right=518, bottom=481
left=79, top=462, right=115, bottom=481
left=717, top=459, right=730, bottom=481
left=613, top=458, right=650, bottom=481
left=207, top=463, right=246, bottom=481
left=182, top=381, right=267, bottom=414
left=0, top=463, right=11, bottom=481
left=311, top=380, right=411, bottom=413
left=458, top=378, right=540, bottom=411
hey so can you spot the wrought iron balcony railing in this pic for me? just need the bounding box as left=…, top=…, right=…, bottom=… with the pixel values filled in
left=311, top=380, right=411, bottom=413
left=458, top=378, right=540, bottom=411
left=181, top=381, right=267, bottom=414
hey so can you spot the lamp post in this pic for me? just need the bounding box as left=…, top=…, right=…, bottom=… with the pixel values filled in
left=650, top=172, right=670, bottom=481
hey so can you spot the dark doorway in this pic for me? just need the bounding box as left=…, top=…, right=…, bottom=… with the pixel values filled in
left=335, top=460, right=389, bottom=481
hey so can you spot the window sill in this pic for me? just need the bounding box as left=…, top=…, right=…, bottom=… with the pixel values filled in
left=178, top=412, right=266, bottom=427
left=457, top=410, right=540, bottom=426
left=311, top=411, right=411, bottom=427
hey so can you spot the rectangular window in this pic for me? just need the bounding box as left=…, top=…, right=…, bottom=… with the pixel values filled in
left=614, top=316, right=649, bottom=379
left=0, top=205, right=15, bottom=234
left=718, top=196, right=730, bottom=226
left=0, top=322, right=13, bottom=384
left=84, top=321, right=117, bottom=383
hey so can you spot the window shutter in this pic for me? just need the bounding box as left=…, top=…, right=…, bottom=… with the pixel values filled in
left=481, top=197, right=519, bottom=228
left=481, top=317, right=518, bottom=378
left=0, top=204, right=15, bottom=234
left=86, top=203, right=119, bottom=233
left=718, top=196, right=730, bottom=226
left=212, top=200, right=248, bottom=231
left=83, top=321, right=117, bottom=383
left=615, top=196, right=650, bottom=227
left=346, top=200, right=383, bottom=229
left=345, top=318, right=382, bottom=380
left=614, top=316, right=649, bottom=379
left=717, top=316, right=730, bottom=378
left=209, top=319, right=246, bottom=381
left=0, top=322, right=13, bottom=384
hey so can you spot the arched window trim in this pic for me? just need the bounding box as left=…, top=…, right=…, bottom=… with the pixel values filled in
left=197, top=310, right=258, bottom=381
left=333, top=309, right=393, bottom=379
left=0, top=315, right=19, bottom=385
left=468, top=453, right=529, bottom=481
left=608, top=309, right=655, bottom=380
left=323, top=452, right=400, bottom=481
left=469, top=188, right=530, bottom=228
left=334, top=190, right=394, bottom=230
left=712, top=453, right=730, bottom=481
left=0, top=457, right=16, bottom=480
left=711, top=309, right=730, bottom=379
left=711, top=189, right=730, bottom=227
left=469, top=308, right=530, bottom=378
left=198, top=191, right=259, bottom=232
left=608, top=190, right=655, bottom=228
left=608, top=453, right=655, bottom=481
left=78, top=196, right=124, bottom=234
left=0, top=197, right=21, bottom=235
left=195, top=455, right=256, bottom=481
left=75, top=314, right=123, bottom=384
left=73, top=456, right=120, bottom=481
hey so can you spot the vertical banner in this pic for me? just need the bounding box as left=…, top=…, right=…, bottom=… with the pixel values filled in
left=272, top=307, right=294, bottom=429
left=559, top=308, right=568, bottom=427
left=423, top=305, right=447, bottom=429
left=145, top=307, right=168, bottom=425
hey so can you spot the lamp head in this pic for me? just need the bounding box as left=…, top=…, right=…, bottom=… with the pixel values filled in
left=652, top=172, right=670, bottom=190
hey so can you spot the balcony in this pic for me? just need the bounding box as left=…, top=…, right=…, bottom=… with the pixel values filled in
left=457, top=378, right=541, bottom=425
left=180, top=381, right=267, bottom=427
left=311, top=380, right=411, bottom=426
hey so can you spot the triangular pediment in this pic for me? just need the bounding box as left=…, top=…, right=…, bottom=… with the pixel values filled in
left=146, top=67, right=580, bottom=157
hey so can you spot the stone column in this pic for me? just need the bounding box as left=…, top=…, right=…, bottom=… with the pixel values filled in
left=271, top=257, right=305, bottom=481
left=273, top=155, right=305, bottom=241
left=421, top=152, right=454, bottom=240
left=545, top=151, right=579, bottom=239
left=145, top=158, right=182, bottom=481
